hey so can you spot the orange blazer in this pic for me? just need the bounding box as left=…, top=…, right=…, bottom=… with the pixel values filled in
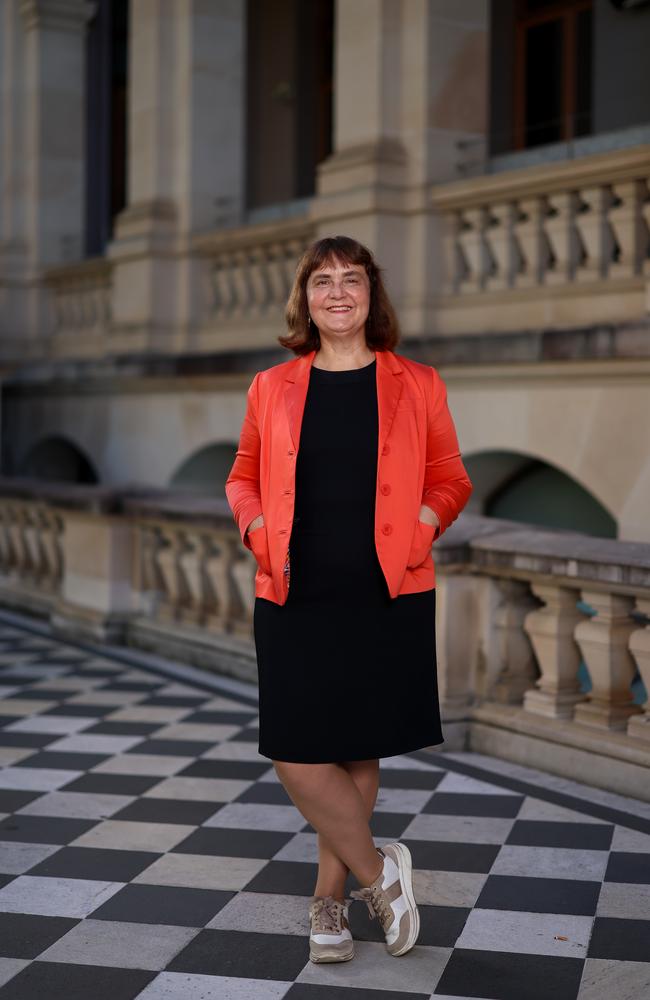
left=225, top=348, right=472, bottom=606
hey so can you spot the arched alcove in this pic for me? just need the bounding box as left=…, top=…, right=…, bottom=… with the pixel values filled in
left=18, top=437, right=98, bottom=484
left=169, top=443, right=238, bottom=495
left=464, top=450, right=617, bottom=538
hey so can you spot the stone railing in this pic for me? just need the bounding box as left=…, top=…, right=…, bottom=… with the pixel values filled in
left=192, top=216, right=315, bottom=333
left=0, top=478, right=648, bottom=799
left=430, top=143, right=650, bottom=334
left=43, top=257, right=113, bottom=347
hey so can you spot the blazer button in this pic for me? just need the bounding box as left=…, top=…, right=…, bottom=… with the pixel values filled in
left=380, top=483, right=391, bottom=496
left=382, top=444, right=390, bottom=456
left=382, top=523, right=392, bottom=535
left=287, top=449, right=294, bottom=456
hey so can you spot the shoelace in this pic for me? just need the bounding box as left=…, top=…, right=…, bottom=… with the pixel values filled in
left=350, top=885, right=392, bottom=928
left=310, top=895, right=348, bottom=933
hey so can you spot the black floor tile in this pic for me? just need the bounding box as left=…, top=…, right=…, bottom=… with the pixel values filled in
left=14, top=751, right=110, bottom=771
left=587, top=917, right=650, bottom=962
left=124, top=739, right=212, bottom=757
left=60, top=773, right=163, bottom=796
left=423, top=792, right=524, bottom=817
left=476, top=874, right=601, bottom=915
left=244, top=859, right=323, bottom=896
left=403, top=838, right=501, bottom=873
left=0, top=814, right=97, bottom=844
left=369, top=811, right=415, bottom=838
left=233, top=727, right=260, bottom=743
left=171, top=826, right=293, bottom=859
left=234, top=782, right=293, bottom=805
left=286, top=987, right=430, bottom=1000
left=184, top=710, right=258, bottom=725
left=140, top=695, right=205, bottom=707
left=0, top=732, right=59, bottom=748
left=0, top=716, right=17, bottom=728
left=0, top=913, right=79, bottom=959
left=167, top=928, right=308, bottom=979
left=101, top=682, right=164, bottom=692
left=89, top=883, right=233, bottom=926
left=605, top=851, right=650, bottom=884
left=506, top=821, right=614, bottom=851
left=28, top=846, right=160, bottom=882
left=377, top=767, right=446, bottom=790
left=0, top=789, right=44, bottom=813
left=0, top=961, right=155, bottom=1000
left=4, top=689, right=66, bottom=702
left=82, top=721, right=162, bottom=737
left=176, top=759, right=271, bottom=780
left=435, top=948, right=585, bottom=1000
left=110, top=797, right=219, bottom=826
left=42, top=704, right=116, bottom=718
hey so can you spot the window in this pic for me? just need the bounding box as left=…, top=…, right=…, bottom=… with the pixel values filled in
left=84, top=0, right=129, bottom=257
left=513, top=0, right=593, bottom=149
left=245, top=0, right=333, bottom=212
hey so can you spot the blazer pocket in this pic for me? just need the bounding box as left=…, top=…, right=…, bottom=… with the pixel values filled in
left=406, top=516, right=436, bottom=568
left=248, top=524, right=272, bottom=576
left=396, top=398, right=425, bottom=411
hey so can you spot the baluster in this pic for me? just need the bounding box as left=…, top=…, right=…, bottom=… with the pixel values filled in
left=573, top=185, right=615, bottom=282
left=178, top=531, right=208, bottom=624
left=628, top=598, right=650, bottom=743
left=608, top=179, right=649, bottom=279
left=485, top=202, right=523, bottom=291
left=436, top=575, right=479, bottom=733
left=458, top=207, right=493, bottom=293
left=513, top=195, right=551, bottom=288
left=491, top=579, right=539, bottom=704
left=544, top=191, right=584, bottom=285
left=523, top=584, right=587, bottom=718
left=573, top=590, right=642, bottom=730
left=156, top=529, right=189, bottom=621
left=441, top=210, right=466, bottom=294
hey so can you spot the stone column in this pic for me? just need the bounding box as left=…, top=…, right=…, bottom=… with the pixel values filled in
left=490, top=579, right=539, bottom=704
left=523, top=583, right=587, bottom=719
left=573, top=590, right=643, bottom=730
left=0, top=0, right=92, bottom=352
left=108, top=0, right=246, bottom=351
left=312, top=0, right=489, bottom=335
left=436, top=573, right=480, bottom=749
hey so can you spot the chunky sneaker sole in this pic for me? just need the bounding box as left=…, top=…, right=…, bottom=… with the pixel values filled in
left=351, top=842, right=420, bottom=956
left=308, top=895, right=354, bottom=963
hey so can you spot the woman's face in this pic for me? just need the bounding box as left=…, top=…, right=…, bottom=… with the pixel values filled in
left=306, top=257, right=371, bottom=339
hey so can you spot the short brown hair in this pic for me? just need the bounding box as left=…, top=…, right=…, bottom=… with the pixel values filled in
left=279, top=235, right=401, bottom=355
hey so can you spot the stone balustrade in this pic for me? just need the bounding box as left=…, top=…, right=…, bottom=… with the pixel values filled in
left=430, top=143, right=650, bottom=334
left=192, top=216, right=316, bottom=332
left=0, top=478, right=648, bottom=799
left=43, top=257, right=113, bottom=350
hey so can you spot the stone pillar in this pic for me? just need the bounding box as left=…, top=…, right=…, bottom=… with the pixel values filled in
left=312, top=0, right=489, bottom=335
left=628, top=598, right=650, bottom=743
left=436, top=573, right=480, bottom=748
left=0, top=0, right=92, bottom=351
left=573, top=590, right=643, bottom=730
left=523, top=583, right=587, bottom=719
left=51, top=511, right=137, bottom=642
left=108, top=0, right=245, bottom=351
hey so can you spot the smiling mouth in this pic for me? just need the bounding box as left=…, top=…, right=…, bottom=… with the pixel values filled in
left=327, top=306, right=352, bottom=312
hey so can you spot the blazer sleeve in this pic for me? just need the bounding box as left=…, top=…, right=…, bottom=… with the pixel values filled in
left=225, top=372, right=264, bottom=552
left=421, top=366, right=473, bottom=541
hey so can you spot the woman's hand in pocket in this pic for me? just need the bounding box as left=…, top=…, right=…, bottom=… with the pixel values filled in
left=417, top=504, right=440, bottom=531
left=246, top=514, right=265, bottom=534
left=246, top=515, right=272, bottom=575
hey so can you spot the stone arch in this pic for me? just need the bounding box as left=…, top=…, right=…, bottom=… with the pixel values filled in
left=169, top=442, right=238, bottom=495
left=463, top=449, right=617, bottom=538
left=18, top=436, right=98, bottom=484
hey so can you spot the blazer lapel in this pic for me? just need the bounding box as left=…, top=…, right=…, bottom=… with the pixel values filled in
left=283, top=347, right=404, bottom=453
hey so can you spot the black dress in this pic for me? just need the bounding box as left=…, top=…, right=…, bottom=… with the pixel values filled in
left=253, top=357, right=443, bottom=763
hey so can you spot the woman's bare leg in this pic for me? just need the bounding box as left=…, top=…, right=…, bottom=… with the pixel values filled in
left=314, top=758, right=380, bottom=901
left=273, top=758, right=383, bottom=900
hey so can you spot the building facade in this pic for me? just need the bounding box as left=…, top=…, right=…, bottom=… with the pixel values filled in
left=1, top=0, right=650, bottom=796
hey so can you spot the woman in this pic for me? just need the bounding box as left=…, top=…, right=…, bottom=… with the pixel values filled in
left=225, top=235, right=472, bottom=964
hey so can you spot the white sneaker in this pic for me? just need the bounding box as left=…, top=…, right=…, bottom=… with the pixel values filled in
left=350, top=843, right=420, bottom=956
left=308, top=894, right=354, bottom=963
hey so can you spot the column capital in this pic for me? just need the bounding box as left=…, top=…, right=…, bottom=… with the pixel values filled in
left=19, top=0, right=96, bottom=32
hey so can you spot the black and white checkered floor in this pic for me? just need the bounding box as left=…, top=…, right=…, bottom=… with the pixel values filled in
left=0, top=612, right=649, bottom=1000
